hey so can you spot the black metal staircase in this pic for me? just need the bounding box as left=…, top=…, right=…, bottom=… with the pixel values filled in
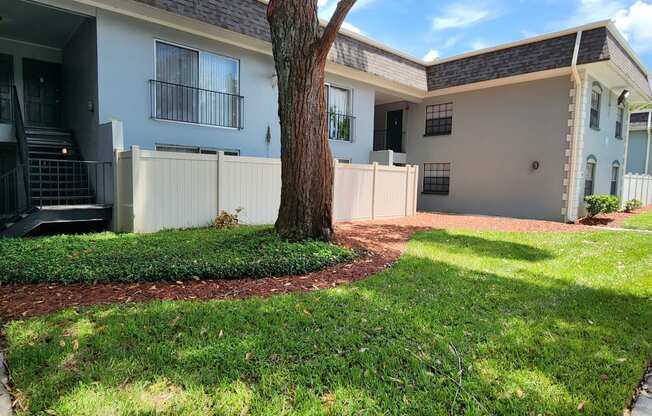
left=0, top=86, right=112, bottom=237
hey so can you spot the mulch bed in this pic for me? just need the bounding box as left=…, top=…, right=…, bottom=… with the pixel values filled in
left=577, top=205, right=652, bottom=228
left=0, top=213, right=595, bottom=320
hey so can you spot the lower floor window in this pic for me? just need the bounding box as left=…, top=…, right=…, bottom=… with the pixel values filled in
left=336, top=158, right=351, bottom=164
left=584, top=158, right=596, bottom=197
left=423, top=163, right=450, bottom=195
left=611, top=162, right=620, bottom=196
left=156, top=143, right=240, bottom=156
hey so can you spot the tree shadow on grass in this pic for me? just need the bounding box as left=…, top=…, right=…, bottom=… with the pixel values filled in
left=5, top=232, right=651, bottom=415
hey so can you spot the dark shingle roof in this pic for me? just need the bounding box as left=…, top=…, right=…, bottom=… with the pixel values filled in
left=130, top=0, right=649, bottom=97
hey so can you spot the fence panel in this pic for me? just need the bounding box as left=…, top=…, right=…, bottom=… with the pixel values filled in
left=333, top=163, right=375, bottom=221
left=116, top=148, right=418, bottom=233
left=219, top=155, right=282, bottom=225
left=623, top=174, right=652, bottom=206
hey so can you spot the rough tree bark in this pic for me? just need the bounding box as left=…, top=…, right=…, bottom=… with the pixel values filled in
left=267, top=0, right=356, bottom=241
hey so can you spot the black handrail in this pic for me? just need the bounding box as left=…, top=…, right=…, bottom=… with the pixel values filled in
left=11, top=86, right=31, bottom=211
left=29, top=159, right=113, bottom=207
left=149, top=79, right=244, bottom=129
left=328, top=111, right=355, bottom=142
left=0, top=166, right=29, bottom=228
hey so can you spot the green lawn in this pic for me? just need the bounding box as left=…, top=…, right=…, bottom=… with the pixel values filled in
left=5, top=230, right=652, bottom=415
left=623, top=210, right=652, bottom=231
left=0, top=226, right=355, bottom=284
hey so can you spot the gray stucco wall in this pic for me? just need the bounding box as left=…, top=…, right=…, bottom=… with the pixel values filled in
left=626, top=130, right=650, bottom=174
left=578, top=74, right=626, bottom=200
left=95, top=10, right=375, bottom=163
left=404, top=76, right=571, bottom=221
left=63, top=19, right=102, bottom=160
left=0, top=38, right=62, bottom=143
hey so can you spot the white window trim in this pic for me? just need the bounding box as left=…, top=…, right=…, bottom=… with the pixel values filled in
left=152, top=39, right=242, bottom=131
left=325, top=82, right=355, bottom=143
left=155, top=143, right=240, bottom=156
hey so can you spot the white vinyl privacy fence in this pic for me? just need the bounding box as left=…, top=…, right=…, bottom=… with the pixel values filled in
left=114, top=147, right=418, bottom=233
left=622, top=174, right=652, bottom=206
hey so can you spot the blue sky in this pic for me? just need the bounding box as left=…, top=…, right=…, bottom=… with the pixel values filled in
left=318, top=0, right=652, bottom=69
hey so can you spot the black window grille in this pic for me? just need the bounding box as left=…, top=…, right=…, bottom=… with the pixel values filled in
left=611, top=164, right=620, bottom=196
left=584, top=161, right=596, bottom=197
left=425, top=103, right=453, bottom=136
left=615, top=107, right=624, bottom=139
left=590, top=89, right=601, bottom=129
left=423, top=163, right=451, bottom=195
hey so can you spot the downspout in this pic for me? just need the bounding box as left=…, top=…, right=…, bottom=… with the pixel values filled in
left=646, top=111, right=652, bottom=175
left=567, top=30, right=583, bottom=222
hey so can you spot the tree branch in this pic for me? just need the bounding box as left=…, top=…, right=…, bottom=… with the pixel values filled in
left=317, top=0, right=357, bottom=61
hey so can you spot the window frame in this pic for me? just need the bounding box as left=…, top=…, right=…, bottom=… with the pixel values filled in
left=610, top=160, right=620, bottom=196
left=589, top=83, right=602, bottom=130
left=153, top=39, right=241, bottom=130
left=422, top=162, right=451, bottom=195
left=325, top=82, right=354, bottom=142
left=615, top=106, right=624, bottom=139
left=425, top=102, right=453, bottom=137
left=584, top=156, right=597, bottom=198
left=155, top=143, right=240, bottom=156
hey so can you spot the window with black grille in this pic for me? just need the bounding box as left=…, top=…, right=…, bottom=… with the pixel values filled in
left=590, top=84, right=601, bottom=130
left=425, top=103, right=453, bottom=136
left=423, top=163, right=451, bottom=195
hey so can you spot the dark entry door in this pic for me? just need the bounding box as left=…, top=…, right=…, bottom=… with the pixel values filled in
left=0, top=54, right=13, bottom=123
left=387, top=110, right=403, bottom=153
left=23, top=58, right=62, bottom=128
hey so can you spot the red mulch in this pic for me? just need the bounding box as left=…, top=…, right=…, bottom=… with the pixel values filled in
left=577, top=205, right=652, bottom=228
left=0, top=213, right=594, bottom=320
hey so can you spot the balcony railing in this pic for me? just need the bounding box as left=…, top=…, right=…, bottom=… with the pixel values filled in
left=150, top=80, right=244, bottom=129
left=328, top=112, right=355, bottom=142
left=373, top=129, right=405, bottom=152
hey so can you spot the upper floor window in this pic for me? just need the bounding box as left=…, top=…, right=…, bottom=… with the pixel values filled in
left=584, top=156, right=597, bottom=197
left=153, top=41, right=242, bottom=129
left=325, top=83, right=354, bottom=141
left=615, top=106, right=624, bottom=139
left=611, top=161, right=620, bottom=196
left=156, top=143, right=240, bottom=156
left=590, top=83, right=602, bottom=130
left=425, top=103, right=453, bottom=136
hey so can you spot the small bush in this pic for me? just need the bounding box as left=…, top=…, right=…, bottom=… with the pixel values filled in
left=584, top=195, right=620, bottom=218
left=213, top=208, right=243, bottom=229
left=623, top=199, right=643, bottom=213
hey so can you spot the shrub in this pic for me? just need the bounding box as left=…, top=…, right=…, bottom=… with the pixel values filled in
left=213, top=208, right=243, bottom=229
left=623, top=199, right=643, bottom=213
left=584, top=195, right=620, bottom=218
left=0, top=226, right=356, bottom=284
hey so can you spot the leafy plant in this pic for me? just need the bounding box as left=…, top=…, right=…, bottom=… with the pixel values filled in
left=0, top=226, right=355, bottom=284
left=213, top=208, right=243, bottom=229
left=584, top=195, right=620, bottom=217
left=623, top=199, right=643, bottom=213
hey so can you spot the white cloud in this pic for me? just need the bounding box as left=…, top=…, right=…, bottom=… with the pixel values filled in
left=568, top=0, right=626, bottom=25
left=342, top=21, right=363, bottom=35
left=431, top=3, right=491, bottom=31
left=470, top=39, right=490, bottom=51
left=423, top=49, right=440, bottom=61
left=613, top=1, right=652, bottom=53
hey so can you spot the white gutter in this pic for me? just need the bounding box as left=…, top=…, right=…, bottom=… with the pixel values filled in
left=567, top=31, right=584, bottom=222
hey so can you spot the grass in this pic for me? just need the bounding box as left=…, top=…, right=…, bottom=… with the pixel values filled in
left=0, top=226, right=355, bottom=284
left=623, top=209, right=652, bottom=231
left=5, top=230, right=652, bottom=415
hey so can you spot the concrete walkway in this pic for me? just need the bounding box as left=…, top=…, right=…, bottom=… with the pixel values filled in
left=0, top=354, right=12, bottom=416
left=633, top=371, right=652, bottom=416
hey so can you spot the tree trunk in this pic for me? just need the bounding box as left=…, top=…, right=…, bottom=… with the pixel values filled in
left=267, top=0, right=355, bottom=241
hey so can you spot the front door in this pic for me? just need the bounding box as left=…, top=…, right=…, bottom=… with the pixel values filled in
left=23, top=58, right=62, bottom=128
left=387, top=110, right=403, bottom=153
left=0, top=54, right=13, bottom=123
